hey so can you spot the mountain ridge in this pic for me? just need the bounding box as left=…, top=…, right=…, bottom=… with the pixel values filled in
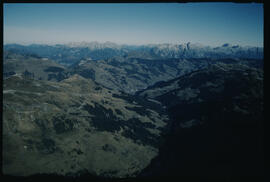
left=4, top=50, right=263, bottom=94
left=4, top=42, right=263, bottom=66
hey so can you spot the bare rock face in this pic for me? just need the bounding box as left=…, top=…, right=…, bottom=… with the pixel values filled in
left=3, top=74, right=168, bottom=178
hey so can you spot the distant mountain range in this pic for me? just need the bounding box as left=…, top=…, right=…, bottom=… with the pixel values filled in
left=4, top=49, right=263, bottom=94
left=4, top=42, right=263, bottom=66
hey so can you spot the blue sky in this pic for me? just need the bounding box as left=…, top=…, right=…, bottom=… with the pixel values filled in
left=3, top=3, right=263, bottom=47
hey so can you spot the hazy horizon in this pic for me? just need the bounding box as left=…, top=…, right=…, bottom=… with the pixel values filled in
left=3, top=40, right=264, bottom=48
left=4, top=3, right=263, bottom=47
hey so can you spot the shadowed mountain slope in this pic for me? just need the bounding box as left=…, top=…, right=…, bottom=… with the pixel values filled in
left=138, top=63, right=264, bottom=178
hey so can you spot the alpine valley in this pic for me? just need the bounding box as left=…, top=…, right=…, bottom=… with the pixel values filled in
left=3, top=42, right=264, bottom=180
